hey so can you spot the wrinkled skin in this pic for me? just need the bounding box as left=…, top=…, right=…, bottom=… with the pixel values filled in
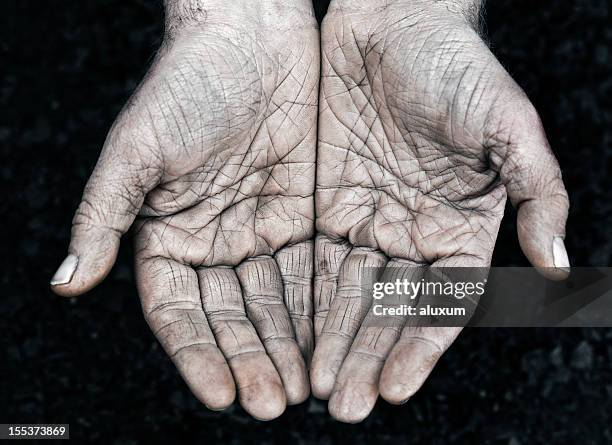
left=50, top=0, right=572, bottom=424
left=311, top=0, right=570, bottom=423
left=51, top=0, right=319, bottom=420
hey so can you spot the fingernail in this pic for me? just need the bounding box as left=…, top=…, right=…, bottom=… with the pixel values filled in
left=552, top=237, right=570, bottom=272
left=51, top=254, right=79, bottom=285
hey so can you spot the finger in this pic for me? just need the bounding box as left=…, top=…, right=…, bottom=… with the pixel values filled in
left=310, top=248, right=387, bottom=399
left=379, top=255, right=483, bottom=404
left=51, top=132, right=162, bottom=297
left=492, top=106, right=570, bottom=280
left=198, top=267, right=286, bottom=420
left=329, top=262, right=423, bottom=423
left=313, top=234, right=351, bottom=338
left=236, top=256, right=310, bottom=405
left=136, top=257, right=235, bottom=410
left=379, top=326, right=461, bottom=405
left=275, top=241, right=315, bottom=365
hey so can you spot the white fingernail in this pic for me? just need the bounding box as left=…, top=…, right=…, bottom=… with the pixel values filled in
left=552, top=237, right=570, bottom=272
left=51, top=254, right=79, bottom=285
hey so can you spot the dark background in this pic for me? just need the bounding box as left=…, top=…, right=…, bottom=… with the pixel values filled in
left=2, top=0, right=611, bottom=443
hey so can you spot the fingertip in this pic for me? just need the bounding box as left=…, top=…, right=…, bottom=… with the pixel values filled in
left=51, top=258, right=115, bottom=298
left=516, top=196, right=570, bottom=280
left=269, top=341, right=310, bottom=405
left=379, top=352, right=411, bottom=404
left=51, top=254, right=82, bottom=297
left=202, top=384, right=236, bottom=412
left=310, top=340, right=343, bottom=399
left=230, top=353, right=287, bottom=420
left=328, top=383, right=376, bottom=423
left=379, top=341, right=441, bottom=405
left=379, top=380, right=413, bottom=406
left=310, top=365, right=336, bottom=400
left=50, top=254, right=79, bottom=285
left=286, top=383, right=310, bottom=406
left=174, top=345, right=236, bottom=411
left=51, top=228, right=121, bottom=297
left=204, top=391, right=236, bottom=412
left=518, top=217, right=570, bottom=281
left=310, top=333, right=353, bottom=399
left=241, top=377, right=287, bottom=421
left=550, top=235, right=570, bottom=279
left=535, top=266, right=570, bottom=281
left=283, top=365, right=310, bottom=405
left=200, top=364, right=236, bottom=411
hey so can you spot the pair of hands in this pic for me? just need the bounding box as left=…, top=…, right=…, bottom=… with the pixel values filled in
left=51, top=0, right=569, bottom=423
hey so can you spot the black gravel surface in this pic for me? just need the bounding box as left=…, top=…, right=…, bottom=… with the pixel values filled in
left=2, top=0, right=611, bottom=443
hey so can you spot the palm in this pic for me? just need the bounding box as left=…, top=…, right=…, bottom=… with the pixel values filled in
left=53, top=7, right=319, bottom=421
left=312, top=2, right=569, bottom=423
left=133, top=26, right=316, bottom=263
left=132, top=21, right=318, bottom=418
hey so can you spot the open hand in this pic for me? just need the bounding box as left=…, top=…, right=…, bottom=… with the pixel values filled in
left=51, top=0, right=319, bottom=420
left=312, top=0, right=569, bottom=422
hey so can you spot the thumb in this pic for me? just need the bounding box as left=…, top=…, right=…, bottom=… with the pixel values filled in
left=494, top=106, right=570, bottom=280
left=51, top=137, right=161, bottom=297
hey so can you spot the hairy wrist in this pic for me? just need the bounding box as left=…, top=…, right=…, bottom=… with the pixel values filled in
left=329, top=0, right=482, bottom=11
left=165, top=0, right=315, bottom=25
left=327, top=0, right=483, bottom=31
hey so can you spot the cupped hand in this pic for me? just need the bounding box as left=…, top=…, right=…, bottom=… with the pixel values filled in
left=51, top=0, right=319, bottom=420
left=312, top=0, right=569, bottom=422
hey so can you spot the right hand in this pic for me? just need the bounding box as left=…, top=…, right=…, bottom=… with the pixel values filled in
left=312, top=0, right=569, bottom=422
left=51, top=0, right=319, bottom=420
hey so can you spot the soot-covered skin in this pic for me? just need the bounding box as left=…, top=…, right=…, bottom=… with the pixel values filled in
left=312, top=0, right=570, bottom=423
left=51, top=0, right=319, bottom=420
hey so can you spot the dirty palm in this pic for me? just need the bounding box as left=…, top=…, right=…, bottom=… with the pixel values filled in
left=311, top=0, right=569, bottom=422
left=51, top=2, right=319, bottom=420
left=51, top=0, right=569, bottom=423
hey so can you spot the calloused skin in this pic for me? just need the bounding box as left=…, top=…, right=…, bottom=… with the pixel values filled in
left=311, top=0, right=570, bottom=423
left=50, top=0, right=571, bottom=424
left=51, top=0, right=319, bottom=420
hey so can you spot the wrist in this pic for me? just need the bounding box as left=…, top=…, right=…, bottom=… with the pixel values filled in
left=165, top=0, right=316, bottom=27
left=327, top=0, right=482, bottom=30
left=328, top=0, right=481, bottom=11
